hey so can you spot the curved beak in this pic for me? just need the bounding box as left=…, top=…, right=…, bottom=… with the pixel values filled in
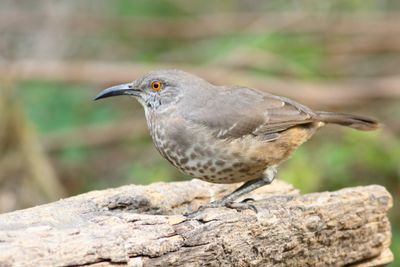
left=94, top=83, right=140, bottom=100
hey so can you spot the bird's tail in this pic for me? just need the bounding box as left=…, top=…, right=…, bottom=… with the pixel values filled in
left=315, top=111, right=379, bottom=131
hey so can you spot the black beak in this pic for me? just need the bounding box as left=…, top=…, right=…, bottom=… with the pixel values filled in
left=94, top=83, right=139, bottom=100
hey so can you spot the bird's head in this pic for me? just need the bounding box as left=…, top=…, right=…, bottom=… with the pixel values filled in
left=94, top=69, right=208, bottom=110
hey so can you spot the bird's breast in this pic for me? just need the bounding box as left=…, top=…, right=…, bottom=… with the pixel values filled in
left=147, top=116, right=265, bottom=183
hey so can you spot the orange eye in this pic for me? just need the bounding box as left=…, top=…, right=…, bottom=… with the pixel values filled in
left=151, top=81, right=162, bottom=91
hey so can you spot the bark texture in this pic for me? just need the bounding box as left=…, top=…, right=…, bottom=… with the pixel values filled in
left=0, top=179, right=393, bottom=267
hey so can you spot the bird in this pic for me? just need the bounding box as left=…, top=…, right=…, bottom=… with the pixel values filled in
left=94, top=69, right=379, bottom=211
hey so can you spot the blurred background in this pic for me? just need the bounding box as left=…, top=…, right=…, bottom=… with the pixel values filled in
left=0, top=0, right=399, bottom=263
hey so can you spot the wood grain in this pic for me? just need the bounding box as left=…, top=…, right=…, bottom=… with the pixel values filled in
left=0, top=179, right=393, bottom=266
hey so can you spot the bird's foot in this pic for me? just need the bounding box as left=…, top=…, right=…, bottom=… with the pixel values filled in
left=226, top=198, right=258, bottom=213
left=186, top=198, right=257, bottom=217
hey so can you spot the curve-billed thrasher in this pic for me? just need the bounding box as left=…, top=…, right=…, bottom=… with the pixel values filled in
left=95, top=69, right=378, bottom=210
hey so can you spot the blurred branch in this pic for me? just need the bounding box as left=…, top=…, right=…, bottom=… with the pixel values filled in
left=1, top=60, right=399, bottom=109
left=2, top=11, right=400, bottom=39
left=2, top=10, right=399, bottom=78
left=14, top=102, right=67, bottom=200
left=0, top=80, right=66, bottom=203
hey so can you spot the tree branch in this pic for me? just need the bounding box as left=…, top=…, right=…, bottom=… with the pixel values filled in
left=2, top=60, right=400, bottom=109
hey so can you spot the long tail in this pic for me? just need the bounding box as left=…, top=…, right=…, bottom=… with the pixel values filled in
left=315, top=111, right=379, bottom=131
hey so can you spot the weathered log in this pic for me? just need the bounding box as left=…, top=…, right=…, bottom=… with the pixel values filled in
left=0, top=179, right=393, bottom=267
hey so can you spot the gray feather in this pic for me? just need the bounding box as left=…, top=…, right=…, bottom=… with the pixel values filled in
left=180, top=84, right=316, bottom=139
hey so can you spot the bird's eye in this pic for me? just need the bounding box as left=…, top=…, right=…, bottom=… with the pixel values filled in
left=151, top=81, right=162, bottom=91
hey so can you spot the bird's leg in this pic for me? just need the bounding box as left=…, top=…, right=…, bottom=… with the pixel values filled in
left=217, top=167, right=276, bottom=211
left=189, top=167, right=277, bottom=215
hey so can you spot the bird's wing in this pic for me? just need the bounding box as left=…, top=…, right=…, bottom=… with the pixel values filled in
left=184, top=86, right=316, bottom=140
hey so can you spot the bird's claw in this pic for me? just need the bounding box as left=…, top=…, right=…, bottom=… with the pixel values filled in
left=241, top=197, right=255, bottom=203
left=226, top=201, right=258, bottom=213
left=185, top=199, right=257, bottom=217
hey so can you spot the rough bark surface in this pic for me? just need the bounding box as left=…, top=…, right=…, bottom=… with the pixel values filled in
left=0, top=179, right=393, bottom=267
